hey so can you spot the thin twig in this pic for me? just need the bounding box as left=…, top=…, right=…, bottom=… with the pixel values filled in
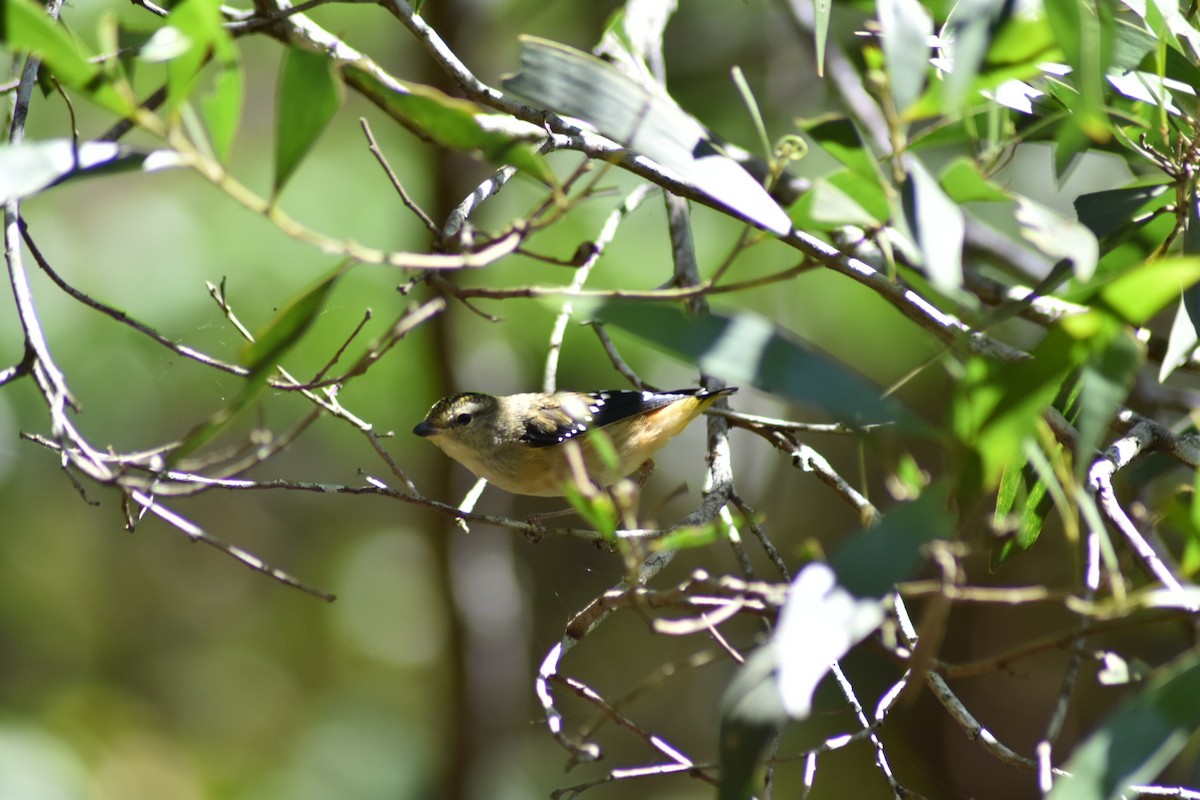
left=360, top=117, right=439, bottom=235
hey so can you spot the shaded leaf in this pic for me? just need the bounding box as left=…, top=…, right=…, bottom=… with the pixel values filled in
left=596, top=302, right=909, bottom=426
left=503, top=36, right=790, bottom=234
left=1068, top=314, right=1141, bottom=479
left=829, top=482, right=953, bottom=599
left=274, top=44, right=343, bottom=197
left=1075, top=182, right=1170, bottom=241
left=941, top=0, right=1015, bottom=112
left=1048, top=647, right=1200, bottom=800
left=804, top=117, right=879, bottom=179
left=954, top=343, right=1073, bottom=490
left=1160, top=294, right=1200, bottom=382
left=1043, top=0, right=1115, bottom=142
left=718, top=644, right=785, bottom=800
left=1161, top=201, right=1200, bottom=381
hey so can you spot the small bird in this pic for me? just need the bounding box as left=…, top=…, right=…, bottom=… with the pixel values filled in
left=413, top=387, right=736, bottom=497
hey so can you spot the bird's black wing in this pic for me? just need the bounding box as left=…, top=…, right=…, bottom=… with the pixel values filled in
left=520, top=389, right=703, bottom=448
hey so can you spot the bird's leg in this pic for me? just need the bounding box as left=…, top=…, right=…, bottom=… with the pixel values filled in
left=634, top=458, right=656, bottom=488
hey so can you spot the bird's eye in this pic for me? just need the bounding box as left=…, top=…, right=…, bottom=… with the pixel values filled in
left=455, top=413, right=473, bottom=426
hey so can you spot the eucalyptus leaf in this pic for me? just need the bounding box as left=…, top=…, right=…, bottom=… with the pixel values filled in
left=878, top=0, right=933, bottom=114
left=776, top=563, right=885, bottom=718
left=0, top=140, right=161, bottom=202
left=274, top=44, right=343, bottom=197
left=596, top=302, right=907, bottom=426
left=1075, top=182, right=1170, bottom=241
left=1016, top=197, right=1099, bottom=281
left=163, top=0, right=224, bottom=113
left=903, top=158, right=965, bottom=292
left=1160, top=293, right=1200, bottom=382
left=503, top=36, right=791, bottom=235
left=717, top=644, right=786, bottom=800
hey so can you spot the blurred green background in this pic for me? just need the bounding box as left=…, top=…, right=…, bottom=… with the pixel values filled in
left=0, top=1, right=1175, bottom=798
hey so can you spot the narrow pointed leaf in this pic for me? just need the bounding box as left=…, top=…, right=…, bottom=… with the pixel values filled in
left=240, top=264, right=345, bottom=372
left=878, top=0, right=933, bottom=114
left=162, top=0, right=223, bottom=113
left=904, top=158, right=965, bottom=292
left=596, top=302, right=910, bottom=426
left=0, top=140, right=163, bottom=202
left=503, top=36, right=791, bottom=234
left=274, top=43, right=343, bottom=196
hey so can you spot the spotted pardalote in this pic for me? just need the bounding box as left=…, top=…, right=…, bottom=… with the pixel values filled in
left=412, top=387, right=736, bottom=496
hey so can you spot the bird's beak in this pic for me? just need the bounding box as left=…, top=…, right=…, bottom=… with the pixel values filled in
left=413, top=421, right=437, bottom=437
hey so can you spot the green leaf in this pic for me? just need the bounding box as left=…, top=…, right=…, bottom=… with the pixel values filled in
left=804, top=117, right=880, bottom=180
left=776, top=563, right=885, bottom=719
left=878, top=0, right=933, bottom=115
left=0, top=140, right=164, bottom=202
left=813, top=0, right=831, bottom=76
left=1068, top=314, right=1141, bottom=480
left=174, top=265, right=345, bottom=462
left=1049, top=647, right=1200, bottom=800
left=651, top=520, right=726, bottom=552
left=987, top=11, right=1059, bottom=66
left=801, top=176, right=881, bottom=228
left=1043, top=0, right=1115, bottom=143
left=502, top=36, right=790, bottom=234
left=5, top=0, right=135, bottom=116
left=1096, top=256, right=1200, bottom=325
left=563, top=482, right=619, bottom=540
left=903, top=158, right=965, bottom=293
left=274, top=44, right=343, bottom=197
left=162, top=0, right=223, bottom=114
left=596, top=302, right=910, bottom=427
left=345, top=64, right=554, bottom=185
left=1160, top=293, right=1200, bottom=382
left=240, top=263, right=345, bottom=372
left=939, top=157, right=1011, bottom=203
left=196, top=21, right=242, bottom=163
left=953, top=327, right=1081, bottom=489
left=995, top=457, right=1023, bottom=522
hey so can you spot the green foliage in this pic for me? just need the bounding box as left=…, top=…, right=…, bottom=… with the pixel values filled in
left=1049, top=647, right=1200, bottom=800
left=4, top=0, right=135, bottom=115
